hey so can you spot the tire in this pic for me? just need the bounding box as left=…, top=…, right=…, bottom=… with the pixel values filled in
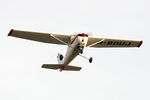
left=89, top=57, right=93, bottom=63
left=59, top=54, right=63, bottom=60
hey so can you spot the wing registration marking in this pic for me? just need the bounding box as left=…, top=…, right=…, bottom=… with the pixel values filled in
left=98, top=41, right=131, bottom=46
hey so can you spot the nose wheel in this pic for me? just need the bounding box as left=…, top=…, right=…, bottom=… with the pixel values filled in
left=89, top=57, right=93, bottom=63
left=80, top=50, right=83, bottom=54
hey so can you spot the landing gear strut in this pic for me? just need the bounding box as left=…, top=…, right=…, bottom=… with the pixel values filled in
left=78, top=44, right=84, bottom=54
left=79, top=54, right=93, bottom=63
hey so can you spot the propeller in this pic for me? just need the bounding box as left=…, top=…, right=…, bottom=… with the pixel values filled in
left=72, top=32, right=94, bottom=37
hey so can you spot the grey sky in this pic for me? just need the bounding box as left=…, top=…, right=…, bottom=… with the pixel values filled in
left=0, top=0, right=150, bottom=100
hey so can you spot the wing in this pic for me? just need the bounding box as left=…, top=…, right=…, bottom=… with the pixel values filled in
left=8, top=29, right=71, bottom=45
left=87, top=36, right=143, bottom=48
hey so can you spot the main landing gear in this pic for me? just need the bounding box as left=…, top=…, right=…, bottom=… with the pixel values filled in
left=78, top=44, right=92, bottom=63
left=59, top=54, right=63, bottom=60
left=79, top=54, right=93, bottom=63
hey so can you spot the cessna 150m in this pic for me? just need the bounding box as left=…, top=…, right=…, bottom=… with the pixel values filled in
left=8, top=29, right=143, bottom=71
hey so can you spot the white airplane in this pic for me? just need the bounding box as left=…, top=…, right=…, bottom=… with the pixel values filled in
left=8, top=29, right=143, bottom=71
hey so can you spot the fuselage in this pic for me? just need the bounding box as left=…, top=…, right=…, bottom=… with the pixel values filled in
left=60, top=33, right=88, bottom=70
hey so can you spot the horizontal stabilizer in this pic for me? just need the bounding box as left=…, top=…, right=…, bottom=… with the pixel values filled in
left=42, top=64, right=82, bottom=71
left=64, top=65, right=82, bottom=71
left=42, top=64, right=61, bottom=70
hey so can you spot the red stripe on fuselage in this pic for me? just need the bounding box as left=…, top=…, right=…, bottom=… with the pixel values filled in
left=70, top=35, right=79, bottom=45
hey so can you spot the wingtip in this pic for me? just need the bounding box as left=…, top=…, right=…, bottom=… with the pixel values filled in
left=8, top=29, right=14, bottom=36
left=138, top=40, right=143, bottom=48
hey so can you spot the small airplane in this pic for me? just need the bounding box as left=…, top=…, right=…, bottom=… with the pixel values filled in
left=8, top=29, right=143, bottom=71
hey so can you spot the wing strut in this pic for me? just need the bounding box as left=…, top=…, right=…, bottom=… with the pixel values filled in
left=50, top=34, right=74, bottom=48
left=50, top=34, right=68, bottom=45
left=87, top=39, right=105, bottom=47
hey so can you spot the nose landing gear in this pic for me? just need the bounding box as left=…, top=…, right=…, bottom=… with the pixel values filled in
left=80, top=50, right=83, bottom=54
left=78, top=44, right=84, bottom=54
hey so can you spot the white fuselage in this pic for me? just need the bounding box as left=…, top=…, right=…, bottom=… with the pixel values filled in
left=60, top=34, right=88, bottom=70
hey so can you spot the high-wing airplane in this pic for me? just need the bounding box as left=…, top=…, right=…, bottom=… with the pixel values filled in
left=8, top=29, right=143, bottom=71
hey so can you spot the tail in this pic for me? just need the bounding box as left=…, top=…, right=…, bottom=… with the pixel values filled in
left=41, top=53, right=82, bottom=71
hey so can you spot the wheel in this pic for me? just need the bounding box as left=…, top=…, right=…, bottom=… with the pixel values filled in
left=89, top=57, right=93, bottom=63
left=78, top=45, right=80, bottom=48
left=59, top=54, right=63, bottom=60
left=80, top=50, right=83, bottom=54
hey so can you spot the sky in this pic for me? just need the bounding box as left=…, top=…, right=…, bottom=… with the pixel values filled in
left=0, top=0, right=150, bottom=100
